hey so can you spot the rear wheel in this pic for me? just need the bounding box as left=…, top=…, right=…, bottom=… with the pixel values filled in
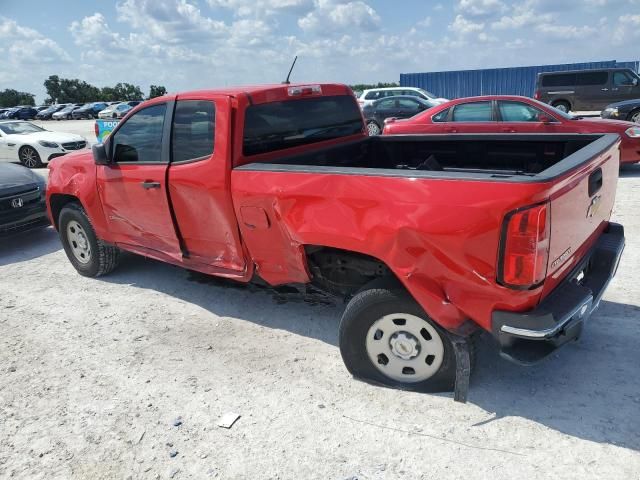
left=628, top=109, right=640, bottom=124
left=19, top=146, right=43, bottom=168
left=339, top=282, right=459, bottom=392
left=366, top=121, right=381, bottom=136
left=551, top=100, right=570, bottom=113
left=59, top=203, right=120, bottom=277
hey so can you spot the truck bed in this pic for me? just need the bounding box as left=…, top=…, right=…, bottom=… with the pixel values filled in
left=236, top=133, right=618, bottom=181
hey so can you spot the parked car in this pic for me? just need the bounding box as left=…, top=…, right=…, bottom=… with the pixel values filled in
left=0, top=120, right=87, bottom=168
left=357, top=87, right=448, bottom=108
left=383, top=95, right=640, bottom=165
left=363, top=95, right=438, bottom=135
left=123, top=100, right=143, bottom=107
left=46, top=83, right=624, bottom=398
left=52, top=105, right=82, bottom=120
left=535, top=68, right=640, bottom=113
left=98, top=103, right=132, bottom=119
left=601, top=98, right=640, bottom=124
left=0, top=108, right=11, bottom=119
left=36, top=104, right=69, bottom=120
left=4, top=106, right=39, bottom=120
left=35, top=106, right=49, bottom=113
left=0, top=163, right=49, bottom=235
left=72, top=102, right=108, bottom=120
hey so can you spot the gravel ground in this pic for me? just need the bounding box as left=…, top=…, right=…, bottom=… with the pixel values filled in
left=1, top=126, right=639, bottom=478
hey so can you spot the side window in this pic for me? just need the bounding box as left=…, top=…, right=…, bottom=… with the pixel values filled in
left=576, top=71, right=608, bottom=86
left=541, top=73, right=577, bottom=87
left=432, top=108, right=449, bottom=122
left=452, top=102, right=493, bottom=122
left=172, top=100, right=216, bottom=163
left=111, top=104, right=167, bottom=163
left=364, top=91, right=379, bottom=100
left=376, top=98, right=396, bottom=109
left=613, top=71, right=635, bottom=86
left=498, top=101, right=546, bottom=122
left=397, top=98, right=421, bottom=111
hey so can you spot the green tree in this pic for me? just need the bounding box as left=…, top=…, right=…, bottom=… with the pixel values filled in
left=43, top=75, right=101, bottom=103
left=109, top=83, right=144, bottom=101
left=0, top=89, right=36, bottom=107
left=148, top=85, right=167, bottom=99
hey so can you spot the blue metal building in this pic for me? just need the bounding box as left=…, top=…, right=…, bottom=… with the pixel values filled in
left=400, top=60, right=640, bottom=99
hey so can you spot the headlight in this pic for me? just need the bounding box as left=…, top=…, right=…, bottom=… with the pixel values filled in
left=38, top=140, right=59, bottom=148
left=603, top=107, right=619, bottom=117
left=625, top=126, right=640, bottom=138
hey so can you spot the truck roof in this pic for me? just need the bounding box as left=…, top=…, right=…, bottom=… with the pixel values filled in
left=163, top=83, right=354, bottom=104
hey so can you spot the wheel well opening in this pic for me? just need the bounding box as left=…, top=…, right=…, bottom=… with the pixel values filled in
left=551, top=99, right=571, bottom=109
left=49, top=194, right=80, bottom=230
left=304, top=245, right=395, bottom=297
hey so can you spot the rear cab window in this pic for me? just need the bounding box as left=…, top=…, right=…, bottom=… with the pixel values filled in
left=242, top=95, right=363, bottom=156
left=172, top=100, right=216, bottom=163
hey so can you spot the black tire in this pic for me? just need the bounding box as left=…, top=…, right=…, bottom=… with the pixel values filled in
left=58, top=203, right=120, bottom=277
left=551, top=100, right=571, bottom=113
left=366, top=121, right=381, bottom=136
left=627, top=108, right=640, bottom=124
left=339, top=281, right=460, bottom=392
left=19, top=146, right=43, bottom=168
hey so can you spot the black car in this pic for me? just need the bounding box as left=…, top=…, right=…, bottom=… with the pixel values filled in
left=36, top=104, right=69, bottom=120
left=72, top=102, right=108, bottom=119
left=0, top=164, right=49, bottom=236
left=363, top=95, right=438, bottom=135
left=601, top=98, right=640, bottom=123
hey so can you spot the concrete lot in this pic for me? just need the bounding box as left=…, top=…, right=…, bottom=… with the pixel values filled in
left=1, top=122, right=639, bottom=479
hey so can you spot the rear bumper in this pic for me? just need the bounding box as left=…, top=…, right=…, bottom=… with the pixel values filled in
left=491, top=222, right=625, bottom=365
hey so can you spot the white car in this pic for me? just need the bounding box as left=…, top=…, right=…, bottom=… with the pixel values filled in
left=98, top=103, right=133, bottom=119
left=0, top=121, right=88, bottom=168
left=357, top=87, right=448, bottom=108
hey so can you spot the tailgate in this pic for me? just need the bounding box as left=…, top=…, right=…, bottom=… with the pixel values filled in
left=541, top=137, right=620, bottom=298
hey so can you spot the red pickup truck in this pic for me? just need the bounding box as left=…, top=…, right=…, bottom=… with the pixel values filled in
left=46, top=83, right=625, bottom=397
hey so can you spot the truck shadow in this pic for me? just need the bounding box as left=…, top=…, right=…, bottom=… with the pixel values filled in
left=102, top=254, right=639, bottom=450
left=0, top=226, right=61, bottom=266
left=619, top=164, right=640, bottom=178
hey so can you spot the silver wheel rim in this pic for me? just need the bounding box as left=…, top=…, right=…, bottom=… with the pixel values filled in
left=20, top=147, right=39, bottom=168
left=631, top=111, right=640, bottom=124
left=554, top=103, right=568, bottom=113
left=367, top=122, right=380, bottom=136
left=66, top=220, right=92, bottom=264
left=366, top=313, right=444, bottom=383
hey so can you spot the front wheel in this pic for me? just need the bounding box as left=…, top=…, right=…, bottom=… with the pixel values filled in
left=59, top=203, right=120, bottom=277
left=366, top=121, right=381, bottom=136
left=551, top=100, right=570, bottom=113
left=628, top=109, right=640, bottom=124
left=19, top=146, right=43, bottom=168
left=339, top=282, right=458, bottom=392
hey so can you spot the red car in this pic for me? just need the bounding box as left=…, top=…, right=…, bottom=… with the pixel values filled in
left=383, top=95, right=640, bottom=165
left=46, top=84, right=624, bottom=399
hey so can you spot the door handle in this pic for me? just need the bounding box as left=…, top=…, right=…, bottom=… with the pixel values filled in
left=601, top=88, right=609, bottom=91
left=501, top=128, right=517, bottom=133
left=445, top=127, right=458, bottom=133
left=141, top=181, right=161, bottom=189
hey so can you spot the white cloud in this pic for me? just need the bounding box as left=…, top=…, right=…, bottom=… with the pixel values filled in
left=534, top=22, right=597, bottom=39
left=208, top=0, right=314, bottom=16
left=456, top=0, right=507, bottom=17
left=298, top=0, right=381, bottom=33
left=448, top=14, right=485, bottom=35
left=491, top=1, right=552, bottom=29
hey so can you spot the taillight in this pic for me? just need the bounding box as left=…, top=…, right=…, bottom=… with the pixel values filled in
left=94, top=122, right=99, bottom=139
left=498, top=203, right=550, bottom=289
left=288, top=85, right=322, bottom=96
left=534, top=90, right=540, bottom=100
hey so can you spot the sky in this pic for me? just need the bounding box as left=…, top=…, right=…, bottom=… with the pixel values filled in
left=1, top=0, right=639, bottom=103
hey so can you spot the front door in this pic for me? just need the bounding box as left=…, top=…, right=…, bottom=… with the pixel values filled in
left=96, top=102, right=182, bottom=257
left=496, top=100, right=560, bottom=133
left=611, top=70, right=640, bottom=103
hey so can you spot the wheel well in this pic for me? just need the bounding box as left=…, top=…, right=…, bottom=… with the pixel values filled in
left=49, top=194, right=80, bottom=230
left=304, top=245, right=395, bottom=297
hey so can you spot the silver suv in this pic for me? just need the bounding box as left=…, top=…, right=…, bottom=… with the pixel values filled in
left=357, top=87, right=448, bottom=108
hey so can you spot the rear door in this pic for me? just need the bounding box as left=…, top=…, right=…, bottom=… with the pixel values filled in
left=441, top=100, right=497, bottom=133
left=166, top=95, right=246, bottom=273
left=97, top=102, right=182, bottom=256
left=575, top=70, right=610, bottom=110
left=396, top=98, right=425, bottom=119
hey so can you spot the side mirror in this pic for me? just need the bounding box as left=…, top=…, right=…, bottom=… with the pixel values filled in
left=537, top=114, right=553, bottom=124
left=92, top=143, right=110, bottom=165
left=633, top=78, right=639, bottom=86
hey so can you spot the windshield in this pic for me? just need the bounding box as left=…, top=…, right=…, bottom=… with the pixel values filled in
left=0, top=121, right=45, bottom=135
left=243, top=95, right=364, bottom=156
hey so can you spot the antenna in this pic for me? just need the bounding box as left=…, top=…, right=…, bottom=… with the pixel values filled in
left=283, top=56, right=298, bottom=85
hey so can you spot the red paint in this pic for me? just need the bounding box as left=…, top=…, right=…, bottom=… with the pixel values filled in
left=46, top=84, right=620, bottom=336
left=383, top=95, right=640, bottom=165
